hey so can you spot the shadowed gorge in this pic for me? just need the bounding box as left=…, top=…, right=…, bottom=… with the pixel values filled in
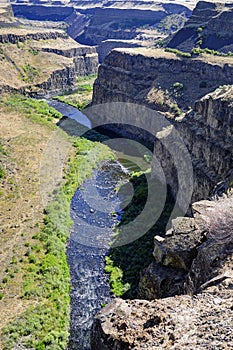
left=0, top=1, right=233, bottom=349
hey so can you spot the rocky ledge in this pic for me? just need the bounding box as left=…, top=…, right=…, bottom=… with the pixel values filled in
left=91, top=194, right=233, bottom=349
left=0, top=27, right=98, bottom=96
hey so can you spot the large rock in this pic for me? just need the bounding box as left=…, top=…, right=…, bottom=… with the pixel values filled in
left=91, top=195, right=233, bottom=349
left=153, top=217, right=204, bottom=270
left=138, top=261, right=187, bottom=300
left=91, top=287, right=233, bottom=349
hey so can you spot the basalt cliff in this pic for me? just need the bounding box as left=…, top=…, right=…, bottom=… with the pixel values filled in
left=168, top=1, right=233, bottom=53
left=93, top=47, right=233, bottom=201
left=90, top=3, right=233, bottom=348
left=0, top=26, right=98, bottom=97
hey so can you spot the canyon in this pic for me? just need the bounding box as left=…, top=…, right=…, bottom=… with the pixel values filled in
left=92, top=48, right=233, bottom=202
left=88, top=2, right=233, bottom=349
left=0, top=27, right=98, bottom=96
left=9, top=0, right=193, bottom=61
left=0, top=1, right=232, bottom=349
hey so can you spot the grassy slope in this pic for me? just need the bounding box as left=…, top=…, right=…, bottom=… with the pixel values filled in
left=54, top=74, right=97, bottom=110
left=0, top=94, right=114, bottom=350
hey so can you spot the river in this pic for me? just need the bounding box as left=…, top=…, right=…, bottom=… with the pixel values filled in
left=48, top=100, right=131, bottom=350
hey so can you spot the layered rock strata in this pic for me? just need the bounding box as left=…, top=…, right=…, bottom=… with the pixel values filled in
left=0, top=28, right=98, bottom=96
left=168, top=1, right=233, bottom=53
left=93, top=48, right=233, bottom=201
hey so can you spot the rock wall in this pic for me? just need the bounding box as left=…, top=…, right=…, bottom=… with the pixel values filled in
left=92, top=48, right=233, bottom=202
left=12, top=4, right=74, bottom=21
left=168, top=1, right=233, bottom=53
left=38, top=44, right=98, bottom=75
left=0, top=29, right=67, bottom=44
left=0, top=28, right=98, bottom=96
left=91, top=195, right=233, bottom=349
left=93, top=48, right=233, bottom=109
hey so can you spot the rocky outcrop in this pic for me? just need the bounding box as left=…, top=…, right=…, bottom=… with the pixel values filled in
left=0, top=28, right=67, bottom=44
left=33, top=40, right=98, bottom=75
left=168, top=1, right=233, bottom=53
left=91, top=195, right=233, bottom=349
left=91, top=289, right=233, bottom=350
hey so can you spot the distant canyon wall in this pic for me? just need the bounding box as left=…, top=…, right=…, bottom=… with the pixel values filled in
left=0, top=29, right=98, bottom=96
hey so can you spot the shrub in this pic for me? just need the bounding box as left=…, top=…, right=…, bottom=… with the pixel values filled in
left=165, top=48, right=191, bottom=58
left=203, top=197, right=233, bottom=241
left=0, top=165, right=5, bottom=179
left=171, top=103, right=182, bottom=117
left=172, top=82, right=184, bottom=90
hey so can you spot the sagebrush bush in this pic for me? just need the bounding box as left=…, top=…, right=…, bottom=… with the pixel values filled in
left=204, top=197, right=233, bottom=241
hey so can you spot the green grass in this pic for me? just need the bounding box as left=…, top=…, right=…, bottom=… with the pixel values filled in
left=76, top=74, right=97, bottom=83
left=54, top=74, right=97, bottom=110
left=55, top=95, right=90, bottom=111
left=22, top=63, right=40, bottom=83
left=165, top=47, right=191, bottom=58
left=0, top=139, right=6, bottom=180
left=1, top=95, right=115, bottom=350
left=191, top=47, right=233, bottom=57
left=4, top=94, right=62, bottom=128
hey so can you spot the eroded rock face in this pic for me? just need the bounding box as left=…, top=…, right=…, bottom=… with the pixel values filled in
left=92, top=48, right=233, bottom=109
left=93, top=46, right=233, bottom=201
left=91, top=196, right=233, bottom=349
left=0, top=28, right=98, bottom=96
left=168, top=1, right=233, bottom=53
left=158, top=85, right=233, bottom=202
left=91, top=288, right=233, bottom=350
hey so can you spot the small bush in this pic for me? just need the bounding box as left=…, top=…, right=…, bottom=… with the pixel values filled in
left=173, top=82, right=184, bottom=90
left=0, top=165, right=5, bottom=179
left=171, top=103, right=182, bottom=117
left=165, top=48, right=191, bottom=58
left=203, top=197, right=233, bottom=241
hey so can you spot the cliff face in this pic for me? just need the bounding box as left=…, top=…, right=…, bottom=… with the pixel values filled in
left=10, top=2, right=191, bottom=61
left=93, top=48, right=233, bottom=110
left=168, top=1, right=233, bottom=53
left=92, top=48, right=233, bottom=201
left=91, top=195, right=233, bottom=350
left=152, top=85, right=233, bottom=203
left=0, top=28, right=98, bottom=96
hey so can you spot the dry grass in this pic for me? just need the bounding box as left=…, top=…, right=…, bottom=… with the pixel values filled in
left=115, top=47, right=233, bottom=65
left=0, top=100, right=56, bottom=344
left=203, top=196, right=233, bottom=242
left=0, top=41, right=73, bottom=89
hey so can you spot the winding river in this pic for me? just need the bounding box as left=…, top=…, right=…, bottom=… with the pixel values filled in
left=48, top=101, right=130, bottom=350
